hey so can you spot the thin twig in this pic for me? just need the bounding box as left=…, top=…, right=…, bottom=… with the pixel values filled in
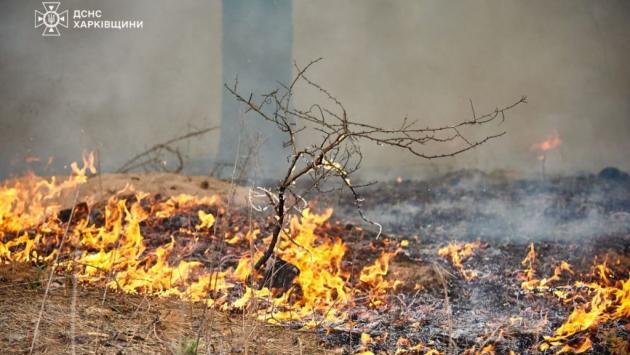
left=117, top=126, right=219, bottom=173
left=30, top=187, right=81, bottom=355
left=225, top=58, right=525, bottom=272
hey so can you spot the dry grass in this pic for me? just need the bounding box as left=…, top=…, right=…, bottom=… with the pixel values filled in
left=0, top=264, right=325, bottom=354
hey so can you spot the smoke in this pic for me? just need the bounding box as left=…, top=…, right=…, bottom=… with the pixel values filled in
left=293, top=0, right=630, bottom=178
left=349, top=171, right=630, bottom=243
left=0, top=0, right=222, bottom=177
left=1, top=0, right=630, bottom=179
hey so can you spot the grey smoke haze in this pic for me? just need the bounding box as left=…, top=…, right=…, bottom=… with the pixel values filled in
left=0, top=0, right=223, bottom=177
left=356, top=174, right=630, bottom=243
left=1, top=0, right=629, bottom=179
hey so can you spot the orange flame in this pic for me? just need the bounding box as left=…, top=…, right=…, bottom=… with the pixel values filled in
left=521, top=245, right=630, bottom=353
left=0, top=157, right=402, bottom=330
left=520, top=243, right=573, bottom=292
left=0, top=152, right=95, bottom=234
left=541, top=267, right=629, bottom=353
left=438, top=241, right=481, bottom=281
left=531, top=131, right=562, bottom=153
left=531, top=131, right=561, bottom=160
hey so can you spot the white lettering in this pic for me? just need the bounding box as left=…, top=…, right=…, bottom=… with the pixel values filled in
left=70, top=9, right=143, bottom=31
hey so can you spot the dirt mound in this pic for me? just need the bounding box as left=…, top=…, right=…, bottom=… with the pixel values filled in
left=51, top=173, right=248, bottom=209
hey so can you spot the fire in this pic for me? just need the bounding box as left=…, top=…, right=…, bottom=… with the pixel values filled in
left=0, top=155, right=402, bottom=331
left=461, top=343, right=496, bottom=355
left=4, top=155, right=627, bottom=353
left=0, top=151, right=95, bottom=233
left=531, top=131, right=561, bottom=153
left=541, top=265, right=630, bottom=353
left=520, top=243, right=573, bottom=292
left=531, top=131, right=561, bottom=160
left=519, top=244, right=630, bottom=353
left=438, top=241, right=481, bottom=280
left=359, top=249, right=402, bottom=307
left=196, top=210, right=216, bottom=230
left=520, top=243, right=537, bottom=287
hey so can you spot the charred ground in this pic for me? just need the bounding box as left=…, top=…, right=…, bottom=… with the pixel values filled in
left=1, top=169, right=629, bottom=354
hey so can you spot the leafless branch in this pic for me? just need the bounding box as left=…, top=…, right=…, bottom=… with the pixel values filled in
left=117, top=126, right=219, bottom=173
left=225, top=58, right=526, bottom=273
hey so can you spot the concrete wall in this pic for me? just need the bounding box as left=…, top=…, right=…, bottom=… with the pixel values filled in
left=0, top=0, right=223, bottom=177
left=1, top=1, right=629, bottom=179
left=293, top=0, right=630, bottom=178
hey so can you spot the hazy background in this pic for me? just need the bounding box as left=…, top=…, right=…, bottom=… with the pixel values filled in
left=1, top=0, right=629, bottom=180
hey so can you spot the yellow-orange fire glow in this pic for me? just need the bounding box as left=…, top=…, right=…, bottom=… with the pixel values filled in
left=520, top=244, right=630, bottom=353
left=541, top=264, right=630, bottom=353
left=531, top=131, right=561, bottom=160
left=3, top=156, right=628, bottom=354
left=0, top=152, right=95, bottom=234
left=519, top=243, right=573, bottom=292
left=394, top=336, right=441, bottom=354
left=0, top=156, right=402, bottom=330
left=438, top=241, right=481, bottom=280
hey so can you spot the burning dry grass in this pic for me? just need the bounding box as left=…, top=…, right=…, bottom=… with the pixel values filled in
left=438, top=241, right=482, bottom=281
left=513, top=243, right=630, bottom=353
left=1, top=155, right=629, bottom=354
left=0, top=190, right=403, bottom=326
left=539, top=261, right=630, bottom=353
left=0, top=155, right=410, bottom=353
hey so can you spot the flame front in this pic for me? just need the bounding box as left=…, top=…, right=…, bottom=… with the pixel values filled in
left=519, top=243, right=573, bottom=291
left=0, top=157, right=402, bottom=330
left=2, top=156, right=628, bottom=354
left=0, top=152, right=95, bottom=234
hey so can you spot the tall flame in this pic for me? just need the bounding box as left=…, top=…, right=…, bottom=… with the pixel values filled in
left=0, top=152, right=95, bottom=233
left=0, top=156, right=402, bottom=331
